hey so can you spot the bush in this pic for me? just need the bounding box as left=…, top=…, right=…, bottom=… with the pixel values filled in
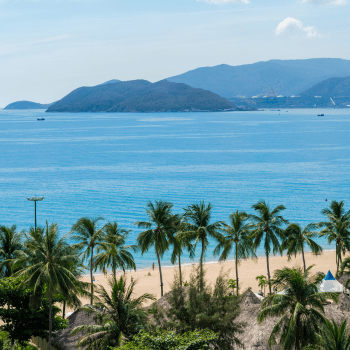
left=115, top=329, right=217, bottom=350
left=148, top=267, right=244, bottom=350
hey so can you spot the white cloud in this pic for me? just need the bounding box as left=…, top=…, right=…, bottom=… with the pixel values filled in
left=275, top=17, right=318, bottom=38
left=302, top=0, right=346, bottom=5
left=197, top=0, right=249, bottom=4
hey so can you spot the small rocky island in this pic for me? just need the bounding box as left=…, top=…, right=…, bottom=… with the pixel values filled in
left=46, top=80, right=237, bottom=113
left=4, top=101, right=51, bottom=110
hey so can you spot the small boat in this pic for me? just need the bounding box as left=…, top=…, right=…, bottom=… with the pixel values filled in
left=318, top=114, right=324, bottom=117
left=37, top=118, right=45, bottom=121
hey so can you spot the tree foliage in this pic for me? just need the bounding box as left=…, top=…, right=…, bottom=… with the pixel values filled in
left=0, top=277, right=67, bottom=347
left=149, top=267, right=244, bottom=350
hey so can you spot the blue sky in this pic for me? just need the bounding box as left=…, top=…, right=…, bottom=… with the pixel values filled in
left=0, top=0, right=349, bottom=106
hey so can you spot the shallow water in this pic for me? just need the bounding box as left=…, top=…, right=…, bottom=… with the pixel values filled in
left=1, top=108, right=349, bottom=269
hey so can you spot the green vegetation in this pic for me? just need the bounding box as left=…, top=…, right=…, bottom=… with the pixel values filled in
left=149, top=268, right=244, bottom=350
left=71, top=276, right=155, bottom=349
left=116, top=329, right=218, bottom=350
left=2, top=199, right=350, bottom=349
left=0, top=277, right=67, bottom=347
left=258, top=266, right=338, bottom=350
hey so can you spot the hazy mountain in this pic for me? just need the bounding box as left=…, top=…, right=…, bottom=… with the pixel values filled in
left=99, top=79, right=121, bottom=85
left=4, top=101, right=51, bottom=110
left=46, top=80, right=236, bottom=113
left=301, top=76, right=350, bottom=97
left=167, top=58, right=350, bottom=98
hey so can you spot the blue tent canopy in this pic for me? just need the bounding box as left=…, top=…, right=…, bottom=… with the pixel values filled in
left=324, top=270, right=336, bottom=281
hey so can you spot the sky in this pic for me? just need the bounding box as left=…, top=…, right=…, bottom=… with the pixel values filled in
left=0, top=0, right=349, bottom=106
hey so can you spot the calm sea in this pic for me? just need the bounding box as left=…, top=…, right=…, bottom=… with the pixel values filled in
left=1, top=109, right=349, bottom=270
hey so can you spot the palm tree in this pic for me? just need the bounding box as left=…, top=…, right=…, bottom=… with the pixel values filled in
left=256, top=274, right=267, bottom=296
left=258, top=266, right=338, bottom=350
left=0, top=225, right=23, bottom=277
left=182, top=201, right=223, bottom=289
left=94, top=221, right=136, bottom=279
left=214, top=210, right=256, bottom=296
left=71, top=275, right=155, bottom=349
left=169, top=215, right=193, bottom=286
left=249, top=200, right=288, bottom=294
left=305, top=319, right=350, bottom=350
left=318, top=201, right=350, bottom=275
left=135, top=200, right=174, bottom=297
left=282, top=223, right=323, bottom=273
left=71, top=217, right=104, bottom=304
left=12, top=222, right=81, bottom=350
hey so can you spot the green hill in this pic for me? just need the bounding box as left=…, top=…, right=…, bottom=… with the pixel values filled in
left=4, top=101, right=51, bottom=110
left=46, top=80, right=236, bottom=113
left=301, top=76, right=350, bottom=97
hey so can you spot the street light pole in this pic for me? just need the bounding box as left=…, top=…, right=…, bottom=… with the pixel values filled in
left=27, top=196, right=44, bottom=231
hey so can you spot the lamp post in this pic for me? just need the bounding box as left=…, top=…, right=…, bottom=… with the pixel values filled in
left=27, top=196, right=44, bottom=231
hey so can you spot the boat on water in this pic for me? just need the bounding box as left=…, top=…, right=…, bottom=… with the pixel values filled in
left=37, top=118, right=45, bottom=121
left=318, top=114, right=325, bottom=117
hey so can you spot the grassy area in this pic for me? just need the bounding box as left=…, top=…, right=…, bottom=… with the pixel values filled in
left=0, top=332, right=38, bottom=350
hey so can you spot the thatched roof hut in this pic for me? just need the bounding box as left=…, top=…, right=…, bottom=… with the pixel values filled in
left=53, top=306, right=97, bottom=350
left=337, top=274, right=350, bottom=287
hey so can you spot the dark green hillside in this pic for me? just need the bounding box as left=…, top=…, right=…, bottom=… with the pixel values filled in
left=301, top=76, right=350, bottom=97
left=46, top=80, right=236, bottom=113
left=4, top=101, right=51, bottom=110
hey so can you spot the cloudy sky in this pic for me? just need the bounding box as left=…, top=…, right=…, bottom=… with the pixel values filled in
left=0, top=0, right=349, bottom=106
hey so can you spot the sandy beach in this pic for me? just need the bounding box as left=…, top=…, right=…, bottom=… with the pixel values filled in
left=64, top=249, right=341, bottom=313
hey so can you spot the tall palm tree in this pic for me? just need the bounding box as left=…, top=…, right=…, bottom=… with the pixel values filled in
left=71, top=275, right=155, bottom=349
left=71, top=217, right=104, bottom=304
left=169, top=215, right=193, bottom=286
left=94, top=221, right=136, bottom=279
left=135, top=200, right=174, bottom=297
left=318, top=201, right=350, bottom=275
left=182, top=201, right=223, bottom=289
left=12, top=222, right=81, bottom=350
left=305, top=319, right=350, bottom=350
left=214, top=210, right=256, bottom=296
left=249, top=200, right=288, bottom=294
left=258, top=266, right=338, bottom=350
left=0, top=225, right=23, bottom=277
left=282, top=223, right=323, bottom=272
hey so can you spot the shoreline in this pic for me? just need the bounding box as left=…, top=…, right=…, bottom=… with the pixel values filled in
left=68, top=249, right=343, bottom=314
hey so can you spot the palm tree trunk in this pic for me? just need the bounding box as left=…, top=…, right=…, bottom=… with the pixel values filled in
left=113, top=259, right=116, bottom=280
left=301, top=246, right=306, bottom=273
left=178, top=254, right=182, bottom=286
left=336, top=243, right=339, bottom=274
left=156, top=247, right=164, bottom=297
left=48, top=296, right=52, bottom=350
left=200, top=236, right=205, bottom=291
left=266, top=251, right=272, bottom=295
left=90, top=248, right=94, bottom=304
left=235, top=243, right=239, bottom=297
left=62, top=300, right=66, bottom=318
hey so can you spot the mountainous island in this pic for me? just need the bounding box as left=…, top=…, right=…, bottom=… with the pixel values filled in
left=301, top=76, right=350, bottom=98
left=4, top=101, right=51, bottom=110
left=46, top=80, right=237, bottom=113
left=167, top=58, right=350, bottom=98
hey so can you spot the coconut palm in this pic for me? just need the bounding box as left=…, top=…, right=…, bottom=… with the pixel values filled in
left=305, top=319, right=350, bottom=350
left=258, top=266, right=338, bottom=350
left=249, top=200, right=288, bottom=294
left=169, top=215, right=193, bottom=286
left=256, top=274, right=267, bottom=296
left=0, top=225, right=23, bottom=277
left=182, top=201, right=223, bottom=289
left=318, top=201, right=350, bottom=275
left=282, top=223, right=323, bottom=273
left=12, top=222, right=81, bottom=350
left=71, top=275, right=155, bottom=349
left=94, top=221, right=136, bottom=279
left=214, top=210, right=256, bottom=296
left=71, top=217, right=105, bottom=304
left=135, top=200, right=175, bottom=297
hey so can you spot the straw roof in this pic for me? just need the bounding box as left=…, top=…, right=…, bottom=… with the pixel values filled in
left=337, top=274, right=350, bottom=286
left=52, top=306, right=97, bottom=350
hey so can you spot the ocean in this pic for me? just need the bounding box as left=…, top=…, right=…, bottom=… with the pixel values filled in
left=1, top=108, right=349, bottom=270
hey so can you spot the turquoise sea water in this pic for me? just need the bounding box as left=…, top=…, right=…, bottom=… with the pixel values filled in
left=1, top=109, right=349, bottom=269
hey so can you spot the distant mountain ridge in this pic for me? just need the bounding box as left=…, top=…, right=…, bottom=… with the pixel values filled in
left=46, top=80, right=236, bottom=113
left=301, top=76, right=350, bottom=97
left=4, top=101, right=51, bottom=110
left=167, top=58, right=350, bottom=98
